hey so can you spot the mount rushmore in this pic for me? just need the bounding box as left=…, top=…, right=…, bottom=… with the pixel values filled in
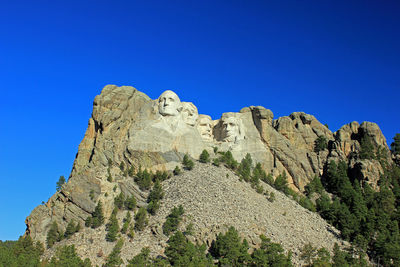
left=26, top=84, right=391, bottom=250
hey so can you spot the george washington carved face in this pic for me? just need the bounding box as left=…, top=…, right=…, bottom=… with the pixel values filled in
left=158, top=90, right=182, bottom=116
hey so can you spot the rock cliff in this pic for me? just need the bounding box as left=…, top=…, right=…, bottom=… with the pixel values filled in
left=26, top=85, right=391, bottom=264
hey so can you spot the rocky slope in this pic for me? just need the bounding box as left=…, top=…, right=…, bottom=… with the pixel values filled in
left=43, top=162, right=345, bottom=266
left=25, top=84, right=392, bottom=265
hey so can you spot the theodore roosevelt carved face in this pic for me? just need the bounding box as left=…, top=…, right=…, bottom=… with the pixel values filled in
left=158, top=90, right=182, bottom=116
left=197, top=115, right=213, bottom=140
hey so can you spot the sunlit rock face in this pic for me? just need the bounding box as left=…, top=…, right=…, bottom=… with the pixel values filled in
left=181, top=102, right=198, bottom=127
left=72, top=85, right=392, bottom=192
left=26, top=84, right=392, bottom=247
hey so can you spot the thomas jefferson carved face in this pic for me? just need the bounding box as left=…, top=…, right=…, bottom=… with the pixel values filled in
left=197, top=115, right=213, bottom=140
left=182, top=102, right=198, bottom=126
left=222, top=116, right=241, bottom=142
left=158, top=90, right=182, bottom=116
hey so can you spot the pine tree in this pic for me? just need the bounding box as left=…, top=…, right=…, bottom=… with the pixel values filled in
left=46, top=221, right=60, bottom=248
left=147, top=180, right=164, bottom=203
left=121, top=212, right=131, bottom=234
left=104, top=238, right=124, bottom=267
left=238, top=153, right=252, bottom=182
left=134, top=207, right=148, bottom=231
left=211, top=226, right=251, bottom=266
left=164, top=231, right=211, bottom=266
left=314, top=136, right=328, bottom=153
left=199, top=149, right=210, bottom=163
left=274, top=172, right=289, bottom=194
left=147, top=180, right=164, bottom=215
left=300, top=243, right=317, bottom=266
left=64, top=220, right=76, bottom=239
left=304, top=176, right=324, bottom=196
left=251, top=235, right=292, bottom=267
left=56, top=176, right=66, bottom=191
left=135, top=168, right=152, bottom=190
left=163, top=205, right=184, bottom=236
left=391, top=133, right=400, bottom=155
left=91, top=201, right=105, bottom=228
left=48, top=245, right=90, bottom=267
left=114, top=192, right=125, bottom=210
left=219, top=151, right=238, bottom=170
left=106, top=213, right=119, bottom=242
left=124, top=195, right=137, bottom=210
left=359, top=135, right=375, bottom=160
left=182, top=154, right=194, bottom=170
left=253, top=163, right=269, bottom=184
left=127, top=247, right=152, bottom=266
left=107, top=166, right=113, bottom=182
left=128, top=165, right=135, bottom=177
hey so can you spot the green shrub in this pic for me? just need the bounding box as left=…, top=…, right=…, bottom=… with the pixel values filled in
left=107, top=166, right=113, bottom=182
left=274, top=172, right=290, bottom=194
left=173, top=166, right=181, bottom=175
left=219, top=151, right=238, bottom=170
left=183, top=154, right=194, bottom=170
left=268, top=192, right=275, bottom=202
left=199, top=149, right=210, bottom=163
left=89, top=189, right=95, bottom=201
left=152, top=170, right=170, bottom=182
left=314, top=136, right=328, bottom=153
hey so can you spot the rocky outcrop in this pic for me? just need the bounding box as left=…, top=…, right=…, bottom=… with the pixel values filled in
left=26, top=85, right=392, bottom=259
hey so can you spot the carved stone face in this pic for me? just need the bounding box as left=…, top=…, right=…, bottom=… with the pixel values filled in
left=182, top=102, right=198, bottom=126
left=222, top=116, right=241, bottom=142
left=197, top=115, right=213, bottom=140
left=158, top=90, right=182, bottom=116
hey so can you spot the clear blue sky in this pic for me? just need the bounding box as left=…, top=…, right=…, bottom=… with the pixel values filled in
left=0, top=0, right=399, bottom=241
